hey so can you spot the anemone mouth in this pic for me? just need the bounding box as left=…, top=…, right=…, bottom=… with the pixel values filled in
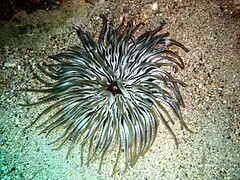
left=107, top=81, right=122, bottom=96
left=22, top=14, right=192, bottom=175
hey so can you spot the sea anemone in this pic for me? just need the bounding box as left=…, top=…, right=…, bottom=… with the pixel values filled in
left=22, top=14, right=192, bottom=174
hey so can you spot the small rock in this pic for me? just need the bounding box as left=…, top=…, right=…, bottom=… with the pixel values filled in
left=4, top=58, right=17, bottom=68
left=12, top=10, right=28, bottom=22
left=152, top=2, right=158, bottom=11
left=85, top=0, right=99, bottom=5
left=0, top=137, right=7, bottom=145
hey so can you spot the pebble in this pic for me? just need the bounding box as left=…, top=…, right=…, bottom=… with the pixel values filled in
left=152, top=2, right=158, bottom=11
left=0, top=137, right=7, bottom=145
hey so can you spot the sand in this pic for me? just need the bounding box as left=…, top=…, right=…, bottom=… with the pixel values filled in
left=0, top=0, right=239, bottom=179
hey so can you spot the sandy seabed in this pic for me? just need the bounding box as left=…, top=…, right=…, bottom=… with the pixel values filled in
left=0, top=0, right=239, bottom=179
